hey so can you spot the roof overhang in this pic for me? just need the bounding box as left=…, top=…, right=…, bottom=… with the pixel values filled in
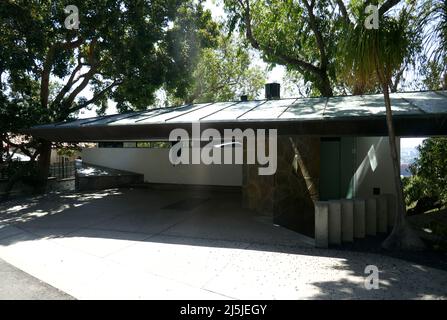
left=23, top=91, right=447, bottom=142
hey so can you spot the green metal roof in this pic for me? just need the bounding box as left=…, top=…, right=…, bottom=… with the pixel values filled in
left=25, top=91, right=447, bottom=141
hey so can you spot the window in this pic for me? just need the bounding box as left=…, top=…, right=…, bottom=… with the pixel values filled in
left=123, top=142, right=137, bottom=148
left=97, top=141, right=172, bottom=148
left=136, top=141, right=171, bottom=148
left=98, top=142, right=124, bottom=148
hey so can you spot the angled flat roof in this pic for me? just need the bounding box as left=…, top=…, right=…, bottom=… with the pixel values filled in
left=24, top=91, right=447, bottom=141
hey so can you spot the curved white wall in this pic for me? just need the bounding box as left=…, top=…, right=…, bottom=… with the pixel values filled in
left=353, top=136, right=400, bottom=198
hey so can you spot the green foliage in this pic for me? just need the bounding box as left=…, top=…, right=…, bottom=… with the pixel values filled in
left=0, top=0, right=219, bottom=189
left=403, top=175, right=428, bottom=206
left=415, top=0, right=447, bottom=90
left=174, top=36, right=266, bottom=103
left=421, top=59, right=447, bottom=90
left=0, top=0, right=218, bottom=126
left=223, top=0, right=340, bottom=96
left=404, top=138, right=447, bottom=206
left=56, top=146, right=79, bottom=158
left=223, top=0, right=424, bottom=97
left=420, top=0, right=447, bottom=67
left=339, top=2, right=412, bottom=87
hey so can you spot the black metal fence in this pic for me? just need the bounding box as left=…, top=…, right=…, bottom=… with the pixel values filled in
left=0, top=160, right=75, bottom=181
left=49, top=160, right=75, bottom=180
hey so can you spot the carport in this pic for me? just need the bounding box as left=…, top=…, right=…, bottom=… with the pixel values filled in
left=2, top=89, right=447, bottom=299
left=24, top=89, right=447, bottom=237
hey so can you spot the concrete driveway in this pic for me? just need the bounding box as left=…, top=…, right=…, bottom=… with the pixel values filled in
left=0, top=188, right=446, bottom=300
left=0, top=258, right=73, bottom=300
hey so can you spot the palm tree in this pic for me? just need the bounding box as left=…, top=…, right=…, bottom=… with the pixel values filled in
left=420, top=0, right=447, bottom=89
left=340, top=4, right=425, bottom=250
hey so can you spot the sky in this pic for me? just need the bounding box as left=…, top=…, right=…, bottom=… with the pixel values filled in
left=401, top=137, right=426, bottom=149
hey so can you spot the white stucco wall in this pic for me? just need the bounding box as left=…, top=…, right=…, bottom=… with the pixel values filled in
left=81, top=147, right=243, bottom=186
left=353, top=136, right=400, bottom=198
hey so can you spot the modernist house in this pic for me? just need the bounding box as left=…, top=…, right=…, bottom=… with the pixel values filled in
left=26, top=85, right=447, bottom=236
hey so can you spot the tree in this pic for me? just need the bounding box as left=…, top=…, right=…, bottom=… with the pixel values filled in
left=223, top=0, right=348, bottom=97
left=0, top=0, right=218, bottom=191
left=418, top=0, right=447, bottom=90
left=420, top=0, right=447, bottom=79
left=404, top=138, right=447, bottom=207
left=170, top=35, right=266, bottom=104
left=421, top=60, right=447, bottom=90
left=340, top=0, right=425, bottom=250
left=222, top=0, right=347, bottom=204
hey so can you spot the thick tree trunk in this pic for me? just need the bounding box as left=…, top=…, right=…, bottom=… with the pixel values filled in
left=35, top=140, right=52, bottom=194
left=289, top=137, right=320, bottom=202
left=293, top=72, right=330, bottom=202
left=380, top=84, right=425, bottom=250
left=318, top=71, right=333, bottom=97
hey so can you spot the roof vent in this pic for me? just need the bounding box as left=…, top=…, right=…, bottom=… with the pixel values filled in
left=265, top=83, right=280, bottom=100
left=240, top=95, right=248, bottom=102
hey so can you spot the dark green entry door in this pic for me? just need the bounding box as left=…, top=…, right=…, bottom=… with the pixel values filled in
left=320, top=137, right=355, bottom=200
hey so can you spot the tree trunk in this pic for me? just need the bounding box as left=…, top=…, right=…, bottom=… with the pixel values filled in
left=317, top=70, right=333, bottom=97
left=292, top=71, right=331, bottom=202
left=289, top=137, right=319, bottom=202
left=35, top=140, right=52, bottom=194
left=380, top=83, right=425, bottom=250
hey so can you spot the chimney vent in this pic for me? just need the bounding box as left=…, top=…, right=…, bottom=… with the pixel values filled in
left=265, top=83, right=280, bottom=100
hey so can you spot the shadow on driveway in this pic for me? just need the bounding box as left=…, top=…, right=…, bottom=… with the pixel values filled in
left=0, top=188, right=446, bottom=299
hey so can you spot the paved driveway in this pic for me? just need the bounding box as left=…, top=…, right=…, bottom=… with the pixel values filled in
left=0, top=188, right=446, bottom=299
left=0, top=258, right=73, bottom=300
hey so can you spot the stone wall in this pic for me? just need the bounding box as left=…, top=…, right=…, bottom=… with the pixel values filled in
left=242, top=163, right=274, bottom=215
left=242, top=135, right=320, bottom=237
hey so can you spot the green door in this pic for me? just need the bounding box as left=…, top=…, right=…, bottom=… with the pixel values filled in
left=320, top=137, right=356, bottom=200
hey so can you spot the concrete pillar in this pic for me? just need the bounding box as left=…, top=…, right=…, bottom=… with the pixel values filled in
left=376, top=195, right=388, bottom=233
left=315, top=202, right=329, bottom=248
left=328, top=201, right=342, bottom=245
left=384, top=194, right=396, bottom=229
left=366, top=198, right=377, bottom=236
left=341, top=200, right=354, bottom=242
left=354, top=199, right=366, bottom=238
